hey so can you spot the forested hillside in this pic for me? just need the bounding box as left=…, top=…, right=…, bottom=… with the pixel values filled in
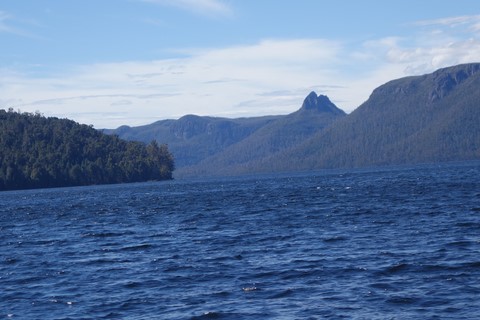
left=108, top=63, right=480, bottom=178
left=0, top=110, right=174, bottom=191
left=178, top=93, right=346, bottom=176
left=108, top=93, right=346, bottom=176
left=105, top=114, right=281, bottom=167
left=256, top=63, right=480, bottom=172
left=174, top=63, right=480, bottom=176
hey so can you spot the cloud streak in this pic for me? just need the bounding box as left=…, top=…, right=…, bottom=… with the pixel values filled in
left=1, top=15, right=480, bottom=128
left=0, top=38, right=346, bottom=127
left=0, top=11, right=20, bottom=35
left=0, top=10, right=42, bottom=39
left=413, top=14, right=480, bottom=29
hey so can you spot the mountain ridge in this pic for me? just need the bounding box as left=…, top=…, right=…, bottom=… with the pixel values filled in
left=108, top=63, right=480, bottom=177
left=106, top=92, right=345, bottom=171
left=105, top=114, right=283, bottom=167
left=177, top=92, right=346, bottom=176
left=258, top=62, right=480, bottom=172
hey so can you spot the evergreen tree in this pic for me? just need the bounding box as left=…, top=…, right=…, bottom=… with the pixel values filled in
left=0, top=109, right=175, bottom=191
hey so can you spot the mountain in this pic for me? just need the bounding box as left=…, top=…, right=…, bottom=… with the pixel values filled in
left=178, top=93, right=346, bottom=176
left=0, top=110, right=174, bottom=191
left=300, top=91, right=346, bottom=115
left=107, top=93, right=346, bottom=176
left=108, top=63, right=480, bottom=178
left=252, top=63, right=480, bottom=172
left=105, top=114, right=281, bottom=168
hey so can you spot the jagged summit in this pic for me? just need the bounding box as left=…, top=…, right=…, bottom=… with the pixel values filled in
left=300, top=91, right=345, bottom=115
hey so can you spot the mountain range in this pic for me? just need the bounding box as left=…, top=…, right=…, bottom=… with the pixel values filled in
left=107, top=63, right=480, bottom=177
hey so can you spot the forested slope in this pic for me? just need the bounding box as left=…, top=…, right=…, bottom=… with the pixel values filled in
left=0, top=110, right=174, bottom=191
left=107, top=63, right=480, bottom=178
left=263, top=63, right=480, bottom=171
left=178, top=93, right=346, bottom=176
left=105, top=114, right=280, bottom=167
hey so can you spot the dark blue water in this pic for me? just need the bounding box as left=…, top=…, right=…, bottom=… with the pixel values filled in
left=1, top=162, right=480, bottom=319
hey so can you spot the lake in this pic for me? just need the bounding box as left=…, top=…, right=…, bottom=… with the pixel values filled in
left=1, top=162, right=480, bottom=319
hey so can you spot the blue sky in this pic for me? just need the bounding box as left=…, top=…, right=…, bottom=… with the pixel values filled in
left=1, top=0, right=480, bottom=128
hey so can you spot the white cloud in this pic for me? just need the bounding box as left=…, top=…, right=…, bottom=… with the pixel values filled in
left=141, top=0, right=232, bottom=17
left=413, top=14, right=480, bottom=29
left=373, top=15, right=480, bottom=74
left=2, top=14, right=480, bottom=129
left=0, top=39, right=347, bottom=128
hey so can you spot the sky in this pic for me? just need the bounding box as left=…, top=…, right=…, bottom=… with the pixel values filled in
left=1, top=0, right=480, bottom=128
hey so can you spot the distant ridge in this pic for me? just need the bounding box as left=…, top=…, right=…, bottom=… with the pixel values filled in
left=178, top=92, right=346, bottom=176
left=108, top=63, right=480, bottom=177
left=107, top=92, right=345, bottom=172
left=105, top=114, right=282, bottom=168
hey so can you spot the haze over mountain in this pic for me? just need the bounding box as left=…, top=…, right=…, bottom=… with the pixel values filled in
left=109, top=63, right=480, bottom=177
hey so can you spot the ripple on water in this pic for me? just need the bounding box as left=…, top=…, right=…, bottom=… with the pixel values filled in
left=1, top=162, right=480, bottom=319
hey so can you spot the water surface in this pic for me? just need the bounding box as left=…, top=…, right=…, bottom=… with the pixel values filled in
left=1, top=162, right=480, bottom=319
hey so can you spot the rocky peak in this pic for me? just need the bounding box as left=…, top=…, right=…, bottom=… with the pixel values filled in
left=300, top=91, right=345, bottom=115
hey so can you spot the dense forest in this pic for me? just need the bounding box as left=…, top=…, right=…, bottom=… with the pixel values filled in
left=0, top=109, right=174, bottom=191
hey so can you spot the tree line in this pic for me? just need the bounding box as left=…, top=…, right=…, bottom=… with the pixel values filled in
left=0, top=109, right=174, bottom=191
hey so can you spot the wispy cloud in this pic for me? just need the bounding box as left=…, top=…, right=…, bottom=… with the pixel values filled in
left=141, top=0, right=232, bottom=17
left=372, top=15, right=480, bottom=73
left=413, top=14, right=480, bottom=29
left=0, top=11, right=18, bottom=34
left=2, top=15, right=480, bottom=128
left=0, top=39, right=345, bottom=127
left=0, top=10, right=42, bottom=38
